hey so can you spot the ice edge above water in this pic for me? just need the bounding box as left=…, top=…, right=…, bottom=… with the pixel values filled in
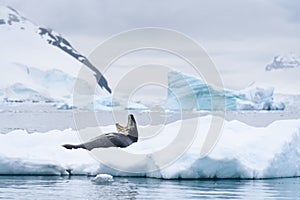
left=0, top=116, right=299, bottom=179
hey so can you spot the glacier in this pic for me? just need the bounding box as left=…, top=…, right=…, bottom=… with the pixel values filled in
left=0, top=63, right=148, bottom=110
left=166, top=71, right=285, bottom=111
left=0, top=63, right=76, bottom=102
left=0, top=116, right=299, bottom=179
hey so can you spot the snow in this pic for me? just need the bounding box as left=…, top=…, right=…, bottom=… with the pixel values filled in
left=0, top=5, right=86, bottom=102
left=0, top=6, right=82, bottom=76
left=0, top=116, right=299, bottom=179
left=0, top=5, right=111, bottom=93
left=0, top=129, right=98, bottom=175
left=166, top=71, right=285, bottom=111
left=0, top=5, right=111, bottom=94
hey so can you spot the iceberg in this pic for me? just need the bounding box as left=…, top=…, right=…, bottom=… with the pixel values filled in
left=166, top=71, right=285, bottom=111
left=91, top=174, right=114, bottom=184
left=85, top=97, right=148, bottom=111
left=0, top=67, right=287, bottom=111
left=0, top=116, right=299, bottom=179
left=266, top=54, right=300, bottom=71
left=53, top=103, right=76, bottom=110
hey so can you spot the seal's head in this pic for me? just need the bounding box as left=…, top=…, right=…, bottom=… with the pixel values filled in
left=127, top=114, right=136, bottom=126
left=127, top=114, right=138, bottom=141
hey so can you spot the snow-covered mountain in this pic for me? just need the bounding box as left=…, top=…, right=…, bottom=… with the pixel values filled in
left=266, top=54, right=300, bottom=71
left=0, top=6, right=111, bottom=93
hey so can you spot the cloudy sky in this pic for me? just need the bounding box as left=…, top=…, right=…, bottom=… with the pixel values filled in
left=1, top=0, right=300, bottom=90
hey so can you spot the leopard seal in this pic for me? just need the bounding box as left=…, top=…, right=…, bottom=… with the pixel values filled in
left=62, top=114, right=138, bottom=151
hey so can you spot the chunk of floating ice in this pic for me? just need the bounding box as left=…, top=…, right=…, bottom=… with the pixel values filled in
left=1, top=117, right=300, bottom=179
left=91, top=174, right=114, bottom=184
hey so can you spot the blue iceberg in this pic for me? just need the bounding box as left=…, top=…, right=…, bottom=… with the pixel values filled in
left=166, top=71, right=285, bottom=111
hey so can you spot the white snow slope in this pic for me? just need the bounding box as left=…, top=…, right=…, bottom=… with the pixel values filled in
left=0, top=5, right=110, bottom=100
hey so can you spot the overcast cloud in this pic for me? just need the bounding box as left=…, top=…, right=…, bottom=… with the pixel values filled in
left=1, top=0, right=300, bottom=39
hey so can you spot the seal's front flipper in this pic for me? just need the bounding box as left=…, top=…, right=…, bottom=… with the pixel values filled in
left=115, top=123, right=127, bottom=134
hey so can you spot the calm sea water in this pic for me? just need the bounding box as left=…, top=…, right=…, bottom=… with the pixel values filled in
left=1, top=103, right=299, bottom=134
left=0, top=176, right=299, bottom=200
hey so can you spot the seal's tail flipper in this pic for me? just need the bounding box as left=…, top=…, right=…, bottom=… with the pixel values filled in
left=62, top=144, right=86, bottom=150
left=62, top=144, right=75, bottom=149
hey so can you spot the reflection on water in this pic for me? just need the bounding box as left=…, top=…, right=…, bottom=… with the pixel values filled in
left=0, top=176, right=299, bottom=199
left=1, top=103, right=300, bottom=134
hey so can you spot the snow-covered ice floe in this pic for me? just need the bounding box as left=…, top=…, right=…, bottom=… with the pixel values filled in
left=0, top=116, right=299, bottom=179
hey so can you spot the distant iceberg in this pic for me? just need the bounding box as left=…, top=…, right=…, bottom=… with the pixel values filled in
left=74, top=96, right=149, bottom=111
left=266, top=54, right=300, bottom=71
left=53, top=102, right=76, bottom=110
left=0, top=66, right=285, bottom=111
left=0, top=67, right=285, bottom=111
left=166, top=71, right=285, bottom=111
